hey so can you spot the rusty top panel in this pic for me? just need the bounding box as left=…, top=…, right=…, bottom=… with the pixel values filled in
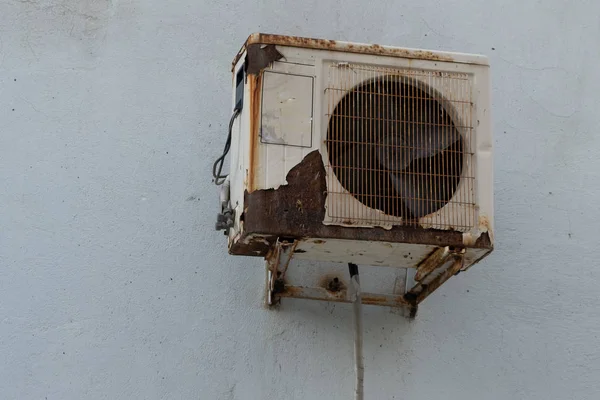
left=232, top=33, right=489, bottom=71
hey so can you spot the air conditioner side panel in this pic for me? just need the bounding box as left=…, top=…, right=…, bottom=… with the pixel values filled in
left=472, top=65, right=494, bottom=244
left=251, top=58, right=320, bottom=192
left=227, top=54, right=251, bottom=246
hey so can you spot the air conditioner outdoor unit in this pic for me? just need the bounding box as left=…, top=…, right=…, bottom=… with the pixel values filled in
left=215, top=33, right=493, bottom=316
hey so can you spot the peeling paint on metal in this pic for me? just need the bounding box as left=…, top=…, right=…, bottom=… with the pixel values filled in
left=231, top=33, right=490, bottom=71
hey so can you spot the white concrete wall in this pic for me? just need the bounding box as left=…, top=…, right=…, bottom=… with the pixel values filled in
left=1, top=1, right=599, bottom=399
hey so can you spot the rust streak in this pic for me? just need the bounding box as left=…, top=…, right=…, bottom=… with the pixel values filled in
left=247, top=73, right=262, bottom=193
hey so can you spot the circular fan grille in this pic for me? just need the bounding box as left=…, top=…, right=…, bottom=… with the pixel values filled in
left=326, top=76, right=464, bottom=221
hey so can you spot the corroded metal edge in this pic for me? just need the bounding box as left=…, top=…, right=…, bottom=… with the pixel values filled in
left=232, top=33, right=489, bottom=71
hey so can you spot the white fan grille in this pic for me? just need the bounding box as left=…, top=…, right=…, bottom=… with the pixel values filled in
left=325, top=63, right=475, bottom=230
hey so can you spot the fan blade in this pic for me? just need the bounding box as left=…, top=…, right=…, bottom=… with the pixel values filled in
left=410, top=123, right=460, bottom=158
left=390, top=172, right=420, bottom=217
left=376, top=120, right=461, bottom=172
left=374, top=133, right=412, bottom=171
left=390, top=169, right=445, bottom=219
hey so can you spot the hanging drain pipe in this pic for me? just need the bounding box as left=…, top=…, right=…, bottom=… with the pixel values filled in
left=348, top=263, right=364, bottom=400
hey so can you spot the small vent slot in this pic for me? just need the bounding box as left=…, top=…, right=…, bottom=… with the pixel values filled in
left=325, top=64, right=475, bottom=230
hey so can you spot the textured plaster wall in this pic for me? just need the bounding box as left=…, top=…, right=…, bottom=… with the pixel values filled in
left=1, top=1, right=599, bottom=399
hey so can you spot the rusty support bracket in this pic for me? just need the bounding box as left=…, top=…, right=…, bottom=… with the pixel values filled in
left=278, top=286, right=414, bottom=309
left=265, top=243, right=467, bottom=317
left=265, top=240, right=416, bottom=315
left=266, top=239, right=297, bottom=306
left=404, top=247, right=465, bottom=305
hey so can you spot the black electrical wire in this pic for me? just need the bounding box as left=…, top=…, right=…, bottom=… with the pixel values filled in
left=212, top=109, right=241, bottom=185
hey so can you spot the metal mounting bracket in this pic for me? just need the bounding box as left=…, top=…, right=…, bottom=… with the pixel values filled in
left=404, top=247, right=466, bottom=308
left=265, top=242, right=467, bottom=318
left=266, top=238, right=297, bottom=306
